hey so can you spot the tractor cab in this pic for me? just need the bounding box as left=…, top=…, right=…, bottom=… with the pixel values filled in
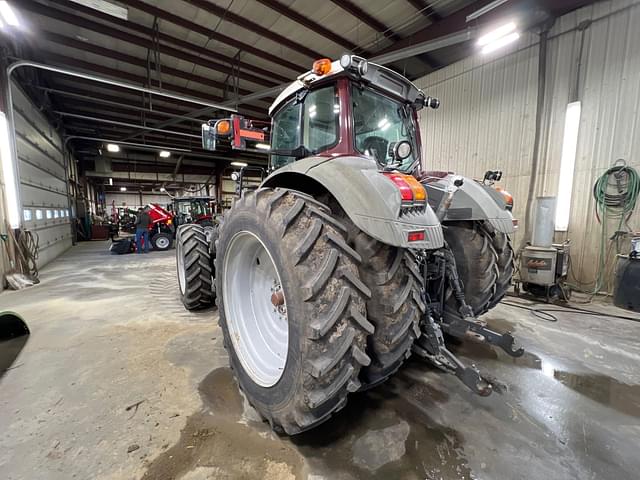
left=202, top=55, right=439, bottom=174
left=171, top=196, right=216, bottom=227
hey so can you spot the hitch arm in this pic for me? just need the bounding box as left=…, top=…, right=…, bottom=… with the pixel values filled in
left=444, top=319, right=524, bottom=358
left=413, top=308, right=493, bottom=396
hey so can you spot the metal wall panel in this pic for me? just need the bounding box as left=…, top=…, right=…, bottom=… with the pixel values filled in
left=12, top=83, right=72, bottom=269
left=415, top=0, right=640, bottom=286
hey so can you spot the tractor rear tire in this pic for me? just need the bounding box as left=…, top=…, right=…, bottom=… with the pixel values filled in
left=443, top=221, right=498, bottom=319
left=353, top=233, right=425, bottom=388
left=176, top=224, right=214, bottom=310
left=216, top=188, right=373, bottom=435
left=151, top=232, right=173, bottom=251
left=487, top=230, right=514, bottom=310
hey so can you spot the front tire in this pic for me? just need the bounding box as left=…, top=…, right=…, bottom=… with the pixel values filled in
left=151, top=232, right=173, bottom=251
left=216, top=188, right=373, bottom=435
left=176, top=224, right=214, bottom=310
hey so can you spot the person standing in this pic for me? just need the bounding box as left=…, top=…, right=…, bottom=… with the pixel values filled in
left=134, top=206, right=151, bottom=254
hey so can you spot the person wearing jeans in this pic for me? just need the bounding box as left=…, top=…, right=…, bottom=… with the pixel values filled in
left=134, top=206, right=151, bottom=254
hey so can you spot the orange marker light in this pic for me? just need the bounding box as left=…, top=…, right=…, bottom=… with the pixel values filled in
left=403, top=175, right=427, bottom=202
left=216, top=120, right=231, bottom=135
left=312, top=58, right=332, bottom=76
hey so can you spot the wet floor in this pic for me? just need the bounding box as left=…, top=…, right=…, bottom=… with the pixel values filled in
left=146, top=327, right=640, bottom=479
left=3, top=242, right=640, bottom=480
left=144, top=367, right=475, bottom=480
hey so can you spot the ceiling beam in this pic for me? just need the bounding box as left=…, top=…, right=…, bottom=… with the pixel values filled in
left=39, top=31, right=255, bottom=98
left=22, top=0, right=282, bottom=89
left=406, top=0, right=443, bottom=21
left=121, top=0, right=305, bottom=72
left=328, top=0, right=401, bottom=41
left=31, top=51, right=269, bottom=118
left=184, top=0, right=324, bottom=59
left=254, top=0, right=370, bottom=55
left=32, top=86, right=204, bottom=122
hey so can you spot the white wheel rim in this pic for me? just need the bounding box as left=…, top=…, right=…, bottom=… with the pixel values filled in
left=156, top=236, right=170, bottom=249
left=177, top=233, right=186, bottom=294
left=223, top=231, right=288, bottom=387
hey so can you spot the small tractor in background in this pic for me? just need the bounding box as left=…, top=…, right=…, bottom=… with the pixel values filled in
left=170, top=196, right=219, bottom=242
left=176, top=55, right=521, bottom=435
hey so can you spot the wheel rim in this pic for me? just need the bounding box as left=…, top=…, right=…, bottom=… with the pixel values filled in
left=223, top=231, right=288, bottom=387
left=177, top=233, right=186, bottom=294
left=156, top=236, right=170, bottom=249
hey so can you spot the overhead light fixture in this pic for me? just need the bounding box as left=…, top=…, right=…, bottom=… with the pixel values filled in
left=0, top=112, right=20, bottom=228
left=231, top=161, right=248, bottom=167
left=477, top=22, right=516, bottom=46
left=255, top=143, right=270, bottom=150
left=159, top=150, right=171, bottom=158
left=106, top=143, right=120, bottom=153
left=108, top=178, right=113, bottom=186
left=554, top=101, right=582, bottom=231
left=0, top=1, right=20, bottom=27
left=160, top=187, right=166, bottom=192
left=68, top=0, right=128, bottom=20
left=467, top=0, right=510, bottom=22
left=120, top=186, right=127, bottom=192
left=480, top=31, right=520, bottom=54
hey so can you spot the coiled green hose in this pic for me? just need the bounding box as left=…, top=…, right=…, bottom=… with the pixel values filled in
left=589, top=160, right=639, bottom=293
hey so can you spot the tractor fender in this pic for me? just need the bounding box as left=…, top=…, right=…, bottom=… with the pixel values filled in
left=423, top=174, right=515, bottom=233
left=262, top=155, right=444, bottom=249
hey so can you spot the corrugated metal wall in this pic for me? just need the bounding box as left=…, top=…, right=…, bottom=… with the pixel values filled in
left=13, top=83, right=73, bottom=268
left=416, top=0, right=640, bottom=287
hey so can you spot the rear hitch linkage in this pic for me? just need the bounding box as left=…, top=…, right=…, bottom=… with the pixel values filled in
left=413, top=245, right=525, bottom=396
left=439, top=247, right=524, bottom=358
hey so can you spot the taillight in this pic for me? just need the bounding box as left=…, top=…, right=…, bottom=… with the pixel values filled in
left=407, top=230, right=425, bottom=242
left=383, top=172, right=427, bottom=206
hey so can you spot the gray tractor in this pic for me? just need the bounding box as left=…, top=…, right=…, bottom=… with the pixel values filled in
left=176, top=56, right=522, bottom=435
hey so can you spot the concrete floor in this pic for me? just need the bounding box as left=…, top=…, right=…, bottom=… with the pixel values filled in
left=1, top=241, right=640, bottom=480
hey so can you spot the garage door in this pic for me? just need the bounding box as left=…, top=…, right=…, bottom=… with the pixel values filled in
left=12, top=83, right=72, bottom=268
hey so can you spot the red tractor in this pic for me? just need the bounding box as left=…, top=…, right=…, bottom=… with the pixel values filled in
left=145, top=203, right=175, bottom=251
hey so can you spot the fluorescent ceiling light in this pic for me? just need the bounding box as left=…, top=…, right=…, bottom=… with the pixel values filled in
left=68, top=0, right=128, bottom=20
left=159, top=150, right=171, bottom=158
left=477, top=22, right=516, bottom=47
left=0, top=1, right=19, bottom=27
left=108, top=178, right=113, bottom=185
left=255, top=143, right=270, bottom=150
left=481, top=32, right=520, bottom=54
left=120, top=186, right=127, bottom=192
left=231, top=161, right=248, bottom=167
left=0, top=112, right=20, bottom=228
left=160, top=187, right=166, bottom=192
left=554, top=101, right=581, bottom=231
left=106, top=143, right=120, bottom=152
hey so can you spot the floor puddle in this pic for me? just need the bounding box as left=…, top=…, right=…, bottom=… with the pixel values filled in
left=454, top=339, right=640, bottom=419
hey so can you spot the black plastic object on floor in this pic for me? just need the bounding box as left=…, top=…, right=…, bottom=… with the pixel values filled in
left=110, top=238, right=135, bottom=254
left=614, top=256, right=640, bottom=312
left=1, top=311, right=30, bottom=376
